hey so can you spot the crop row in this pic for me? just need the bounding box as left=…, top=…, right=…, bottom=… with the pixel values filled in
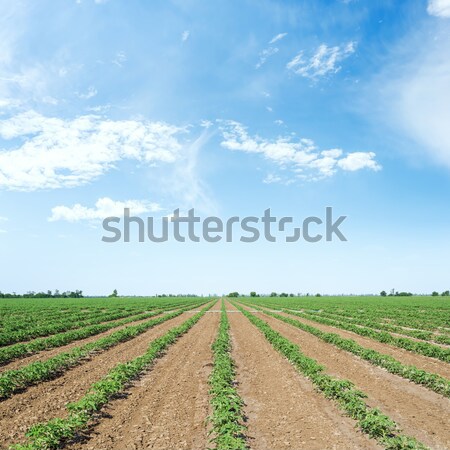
left=276, top=308, right=450, bottom=363
left=233, top=302, right=428, bottom=450
left=11, top=302, right=214, bottom=450
left=0, top=299, right=200, bottom=337
left=250, top=305, right=450, bottom=398
left=0, top=309, right=168, bottom=366
left=0, top=309, right=112, bottom=331
left=208, top=301, right=247, bottom=449
left=0, top=301, right=207, bottom=399
left=298, top=309, right=450, bottom=345
left=247, top=297, right=449, bottom=332
left=0, top=309, right=149, bottom=346
left=308, top=307, right=450, bottom=333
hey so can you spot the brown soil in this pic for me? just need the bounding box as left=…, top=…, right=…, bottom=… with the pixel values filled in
left=281, top=310, right=450, bottom=379
left=0, top=313, right=167, bottom=373
left=0, top=311, right=198, bottom=449
left=227, top=303, right=381, bottom=450
left=251, top=308, right=450, bottom=449
left=69, top=309, right=220, bottom=450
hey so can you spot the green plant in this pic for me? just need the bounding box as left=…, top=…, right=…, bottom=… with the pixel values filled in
left=208, top=301, right=247, bottom=449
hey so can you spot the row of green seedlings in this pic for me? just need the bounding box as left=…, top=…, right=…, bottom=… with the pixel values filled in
left=304, top=306, right=450, bottom=334
left=0, top=308, right=116, bottom=331
left=0, top=310, right=167, bottom=365
left=0, top=301, right=207, bottom=399
left=275, top=308, right=450, bottom=363
left=0, top=309, right=148, bottom=346
left=298, top=309, right=450, bottom=345
left=247, top=298, right=449, bottom=333
left=246, top=304, right=450, bottom=398
left=0, top=298, right=196, bottom=344
left=208, top=302, right=247, bottom=450
left=11, top=302, right=213, bottom=450
left=232, top=302, right=428, bottom=450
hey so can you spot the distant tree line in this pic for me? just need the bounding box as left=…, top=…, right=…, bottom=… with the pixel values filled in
left=380, top=289, right=449, bottom=297
left=0, top=290, right=84, bottom=299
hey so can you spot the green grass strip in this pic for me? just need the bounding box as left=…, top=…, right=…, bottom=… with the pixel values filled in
left=208, top=301, right=247, bottom=450
left=0, top=301, right=206, bottom=399
left=11, top=302, right=214, bottom=450
left=253, top=306, right=450, bottom=398
left=233, top=302, right=428, bottom=450
left=0, top=310, right=166, bottom=365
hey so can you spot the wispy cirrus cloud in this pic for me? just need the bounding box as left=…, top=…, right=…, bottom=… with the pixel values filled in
left=220, top=121, right=380, bottom=181
left=0, top=111, right=186, bottom=191
left=256, top=47, right=279, bottom=69
left=181, top=30, right=190, bottom=42
left=269, top=32, right=287, bottom=44
left=370, top=22, right=450, bottom=170
left=76, top=86, right=97, bottom=99
left=287, top=41, right=356, bottom=80
left=49, top=197, right=161, bottom=222
left=256, top=32, right=287, bottom=69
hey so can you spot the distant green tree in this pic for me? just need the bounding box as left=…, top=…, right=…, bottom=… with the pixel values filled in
left=432, top=291, right=439, bottom=297
left=380, top=290, right=387, bottom=297
left=280, top=292, right=289, bottom=297
left=228, top=292, right=239, bottom=298
left=441, top=290, right=449, bottom=296
left=315, top=293, right=322, bottom=297
left=289, top=293, right=294, bottom=297
left=270, top=292, right=278, bottom=297
left=109, top=289, right=118, bottom=298
left=250, top=291, right=257, bottom=297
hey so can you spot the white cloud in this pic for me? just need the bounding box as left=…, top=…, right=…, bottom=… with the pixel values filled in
left=200, top=119, right=213, bottom=128
left=287, top=41, right=356, bottom=79
left=263, top=173, right=282, bottom=184
left=269, top=33, right=287, bottom=44
left=155, top=129, right=217, bottom=215
left=220, top=121, right=380, bottom=181
left=76, top=86, right=97, bottom=99
left=112, top=51, right=127, bottom=67
left=371, top=25, right=450, bottom=169
left=256, top=47, right=279, bottom=69
left=49, top=197, right=161, bottom=222
left=427, top=0, right=450, bottom=17
left=337, top=152, right=380, bottom=171
left=274, top=119, right=284, bottom=125
left=181, top=30, right=190, bottom=42
left=0, top=110, right=186, bottom=190
left=0, top=216, right=7, bottom=221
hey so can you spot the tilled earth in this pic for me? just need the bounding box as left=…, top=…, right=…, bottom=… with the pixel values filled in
left=0, top=300, right=449, bottom=450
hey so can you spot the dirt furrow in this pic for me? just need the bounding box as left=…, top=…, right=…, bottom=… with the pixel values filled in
left=0, top=311, right=197, bottom=449
left=282, top=310, right=450, bottom=379
left=252, top=309, right=450, bottom=450
left=227, top=303, right=380, bottom=450
left=69, top=309, right=220, bottom=450
left=0, top=313, right=168, bottom=373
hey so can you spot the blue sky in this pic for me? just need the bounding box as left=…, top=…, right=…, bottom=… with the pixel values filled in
left=1, top=0, right=450, bottom=296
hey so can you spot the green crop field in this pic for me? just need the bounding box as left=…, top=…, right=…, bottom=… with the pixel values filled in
left=0, top=295, right=449, bottom=449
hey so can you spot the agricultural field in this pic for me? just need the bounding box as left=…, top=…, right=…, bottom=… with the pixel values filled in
left=0, top=296, right=449, bottom=450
